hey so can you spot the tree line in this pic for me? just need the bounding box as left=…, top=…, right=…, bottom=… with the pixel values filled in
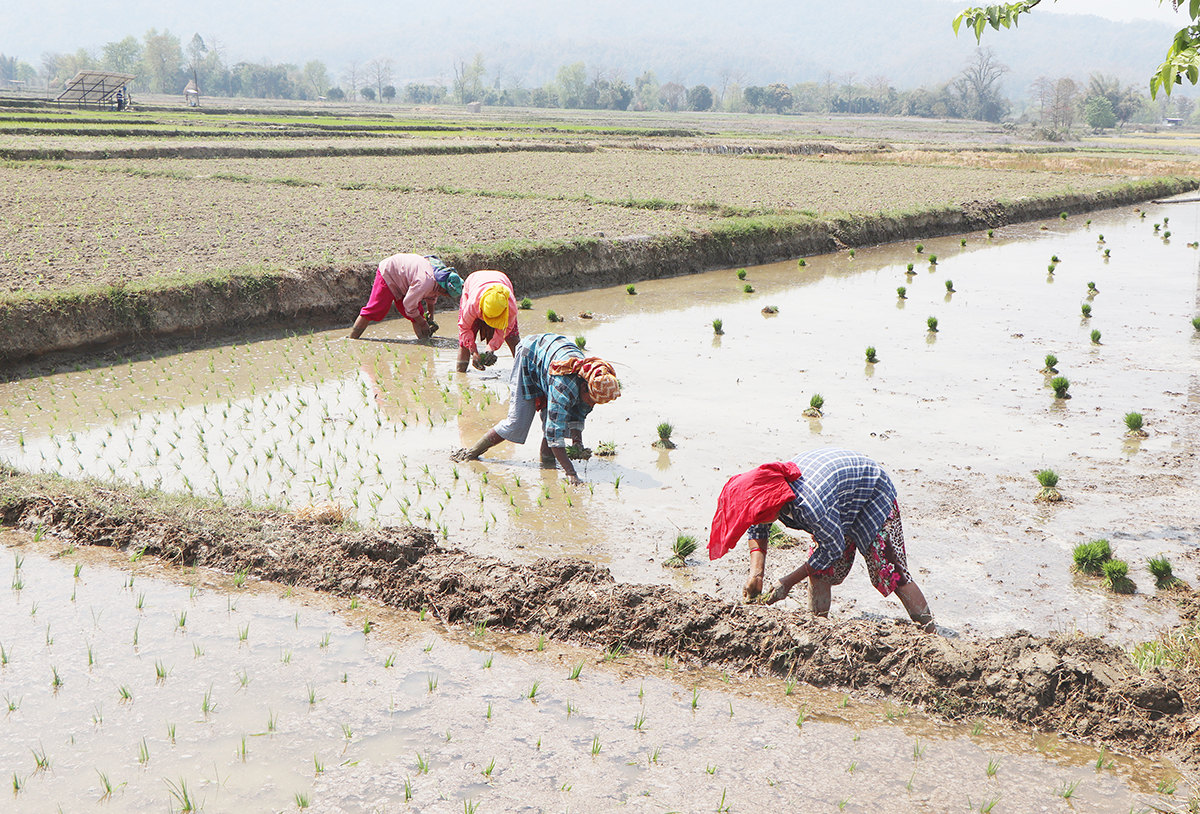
left=1, top=31, right=1193, bottom=131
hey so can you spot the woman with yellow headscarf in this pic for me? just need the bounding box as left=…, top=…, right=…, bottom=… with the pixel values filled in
left=456, top=270, right=521, bottom=372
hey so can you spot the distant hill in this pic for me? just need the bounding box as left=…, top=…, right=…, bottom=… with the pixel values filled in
left=4, top=0, right=1184, bottom=98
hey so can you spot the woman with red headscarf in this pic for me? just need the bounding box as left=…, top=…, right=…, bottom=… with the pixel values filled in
left=710, top=448, right=935, bottom=632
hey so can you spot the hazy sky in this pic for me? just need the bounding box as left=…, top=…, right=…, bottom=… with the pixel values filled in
left=1044, top=0, right=1185, bottom=23
left=2, top=0, right=1188, bottom=95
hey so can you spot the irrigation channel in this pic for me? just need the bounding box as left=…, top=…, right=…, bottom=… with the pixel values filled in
left=0, top=527, right=1188, bottom=813
left=3, top=200, right=1199, bottom=645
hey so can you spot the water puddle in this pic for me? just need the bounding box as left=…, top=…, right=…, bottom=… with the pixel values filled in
left=1, top=202, right=1198, bottom=645
left=0, top=530, right=1188, bottom=812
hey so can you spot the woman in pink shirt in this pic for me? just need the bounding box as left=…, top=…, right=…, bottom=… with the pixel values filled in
left=456, top=270, right=521, bottom=371
left=350, top=253, right=463, bottom=340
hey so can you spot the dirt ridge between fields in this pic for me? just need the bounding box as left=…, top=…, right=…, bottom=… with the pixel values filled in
left=1, top=176, right=1194, bottom=371
left=1, top=472, right=1198, bottom=770
left=0, top=141, right=595, bottom=161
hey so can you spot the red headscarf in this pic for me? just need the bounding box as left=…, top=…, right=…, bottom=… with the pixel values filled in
left=708, top=462, right=802, bottom=560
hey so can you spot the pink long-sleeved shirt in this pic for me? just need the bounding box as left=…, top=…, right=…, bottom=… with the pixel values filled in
left=457, top=270, right=519, bottom=353
left=379, top=253, right=439, bottom=321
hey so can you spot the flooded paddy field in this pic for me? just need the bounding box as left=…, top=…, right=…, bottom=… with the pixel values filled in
left=1, top=200, right=1197, bottom=649
left=0, top=529, right=1189, bottom=813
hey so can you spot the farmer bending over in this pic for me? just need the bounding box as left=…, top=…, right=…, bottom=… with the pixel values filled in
left=454, top=333, right=620, bottom=484
left=456, top=270, right=521, bottom=372
left=709, top=448, right=935, bottom=632
left=350, top=253, right=463, bottom=341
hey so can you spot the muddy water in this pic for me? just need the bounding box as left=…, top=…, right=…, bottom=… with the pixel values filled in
left=0, top=530, right=1187, bottom=812
left=1, top=203, right=1198, bottom=645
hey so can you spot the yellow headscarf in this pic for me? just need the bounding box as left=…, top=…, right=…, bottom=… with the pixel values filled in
left=480, top=284, right=510, bottom=331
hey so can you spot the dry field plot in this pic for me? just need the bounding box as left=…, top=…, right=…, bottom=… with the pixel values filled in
left=0, top=161, right=712, bottom=293
left=3, top=143, right=1188, bottom=294
left=94, top=150, right=1152, bottom=212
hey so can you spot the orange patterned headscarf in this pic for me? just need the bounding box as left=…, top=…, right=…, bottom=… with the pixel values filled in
left=549, top=356, right=621, bottom=404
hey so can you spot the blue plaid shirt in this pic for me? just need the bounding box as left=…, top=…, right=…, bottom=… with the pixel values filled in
left=748, top=448, right=897, bottom=571
left=515, top=334, right=593, bottom=448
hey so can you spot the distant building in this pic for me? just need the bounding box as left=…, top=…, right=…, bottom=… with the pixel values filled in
left=1164, top=117, right=1183, bottom=127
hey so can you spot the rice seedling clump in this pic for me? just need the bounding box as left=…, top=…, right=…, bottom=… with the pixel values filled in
left=1101, top=558, right=1136, bottom=594
left=653, top=421, right=676, bottom=449
left=1124, top=412, right=1147, bottom=438
left=1072, top=538, right=1111, bottom=574
left=1147, top=555, right=1180, bottom=590
left=802, top=393, right=824, bottom=418
left=664, top=534, right=697, bottom=567
left=1035, top=469, right=1062, bottom=502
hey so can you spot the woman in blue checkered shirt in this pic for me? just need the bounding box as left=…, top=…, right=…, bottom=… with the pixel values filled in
left=709, top=448, right=935, bottom=632
left=454, top=334, right=621, bottom=484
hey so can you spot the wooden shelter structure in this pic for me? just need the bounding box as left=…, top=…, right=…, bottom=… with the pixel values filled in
left=56, top=70, right=135, bottom=109
left=184, top=78, right=200, bottom=107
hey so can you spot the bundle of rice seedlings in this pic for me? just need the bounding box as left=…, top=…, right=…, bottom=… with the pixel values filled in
left=1124, top=412, right=1147, bottom=438
left=1035, top=469, right=1062, bottom=502
left=664, top=535, right=697, bottom=567
left=1072, top=538, right=1112, bottom=575
left=1147, top=555, right=1180, bottom=589
left=653, top=421, right=676, bottom=449
left=1101, top=558, right=1136, bottom=594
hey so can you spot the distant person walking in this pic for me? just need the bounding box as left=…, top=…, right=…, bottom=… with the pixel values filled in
left=709, top=447, right=935, bottom=632
left=454, top=333, right=621, bottom=484
left=350, top=253, right=463, bottom=340
left=456, top=270, right=521, bottom=371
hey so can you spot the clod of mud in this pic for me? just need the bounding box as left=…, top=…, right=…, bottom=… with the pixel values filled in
left=2, top=470, right=1198, bottom=770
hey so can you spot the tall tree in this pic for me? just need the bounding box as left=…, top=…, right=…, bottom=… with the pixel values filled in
left=556, top=61, right=586, bottom=108
left=303, top=60, right=329, bottom=98
left=141, top=28, right=184, bottom=94
left=686, top=84, right=713, bottom=111
left=1086, top=73, right=1143, bottom=126
left=40, top=52, right=60, bottom=90
left=365, top=57, right=394, bottom=103
left=1050, top=77, right=1079, bottom=129
left=1028, top=75, right=1053, bottom=124
left=658, top=81, right=685, bottom=111
left=953, top=47, right=1010, bottom=122
left=341, top=60, right=361, bottom=101
left=101, top=36, right=141, bottom=75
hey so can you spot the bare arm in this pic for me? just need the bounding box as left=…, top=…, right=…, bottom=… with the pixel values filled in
left=743, top=544, right=767, bottom=601
left=551, top=446, right=581, bottom=485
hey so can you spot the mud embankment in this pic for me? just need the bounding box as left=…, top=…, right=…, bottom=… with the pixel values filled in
left=0, top=141, right=595, bottom=162
left=2, top=470, right=1198, bottom=768
left=1, top=176, right=1194, bottom=371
